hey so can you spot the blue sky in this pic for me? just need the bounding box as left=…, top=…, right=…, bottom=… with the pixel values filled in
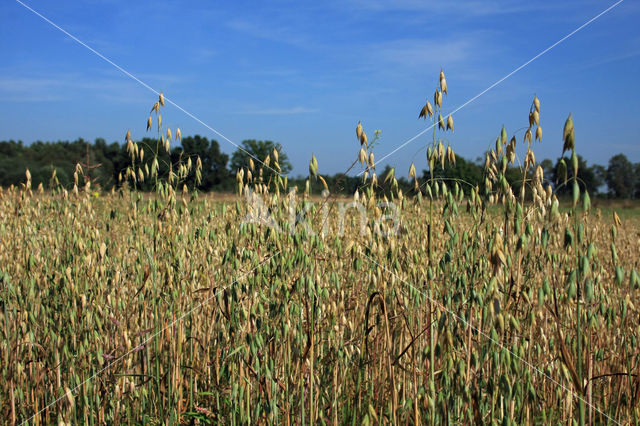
left=1, top=0, right=639, bottom=176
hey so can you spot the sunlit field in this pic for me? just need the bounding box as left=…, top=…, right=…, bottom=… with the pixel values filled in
left=2, top=76, right=640, bottom=425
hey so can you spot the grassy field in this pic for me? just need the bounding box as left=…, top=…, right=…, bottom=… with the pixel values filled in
left=3, top=84, right=640, bottom=425
left=1, top=183, right=639, bottom=424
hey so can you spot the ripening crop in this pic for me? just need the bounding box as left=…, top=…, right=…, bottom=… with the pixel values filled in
left=1, top=77, right=639, bottom=426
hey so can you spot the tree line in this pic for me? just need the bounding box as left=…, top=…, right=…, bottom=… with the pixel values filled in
left=0, top=137, right=639, bottom=198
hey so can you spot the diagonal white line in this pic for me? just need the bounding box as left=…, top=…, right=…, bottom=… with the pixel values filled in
left=14, top=0, right=284, bottom=178
left=360, top=250, right=621, bottom=425
left=20, top=251, right=281, bottom=425
left=366, top=0, right=625, bottom=174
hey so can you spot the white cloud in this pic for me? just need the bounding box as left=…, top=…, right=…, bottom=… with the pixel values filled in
left=0, top=72, right=146, bottom=103
left=343, top=0, right=568, bottom=17
left=241, top=106, right=318, bottom=115
left=226, top=18, right=312, bottom=49
left=374, top=38, right=477, bottom=69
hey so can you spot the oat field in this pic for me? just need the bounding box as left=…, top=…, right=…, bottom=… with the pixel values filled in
left=2, top=79, right=640, bottom=425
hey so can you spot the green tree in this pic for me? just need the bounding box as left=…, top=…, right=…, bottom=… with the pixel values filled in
left=176, top=135, right=230, bottom=190
left=421, top=154, right=484, bottom=194
left=551, top=154, right=604, bottom=195
left=634, top=163, right=640, bottom=199
left=606, top=153, right=635, bottom=198
left=540, top=159, right=554, bottom=184
left=592, top=164, right=607, bottom=193
left=230, top=140, right=292, bottom=177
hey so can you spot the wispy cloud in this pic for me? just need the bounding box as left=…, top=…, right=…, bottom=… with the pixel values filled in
left=243, top=68, right=301, bottom=78
left=579, top=48, right=640, bottom=70
left=0, top=72, right=146, bottom=103
left=344, top=0, right=567, bottom=17
left=374, top=37, right=478, bottom=69
left=241, top=106, right=318, bottom=115
left=333, top=31, right=500, bottom=85
left=0, top=76, right=68, bottom=102
left=226, top=18, right=312, bottom=49
left=189, top=47, right=217, bottom=63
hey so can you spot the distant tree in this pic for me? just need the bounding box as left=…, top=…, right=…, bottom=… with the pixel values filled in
left=635, top=163, right=640, bottom=199
left=592, top=164, right=607, bottom=193
left=374, top=165, right=412, bottom=195
left=0, top=136, right=234, bottom=191
left=176, top=135, right=230, bottom=190
left=314, top=172, right=363, bottom=196
left=504, top=167, right=527, bottom=193
left=0, top=138, right=110, bottom=189
left=551, top=154, right=604, bottom=195
left=378, top=164, right=396, bottom=192
left=606, top=153, right=635, bottom=198
left=421, top=154, right=484, bottom=194
left=230, top=140, right=292, bottom=177
left=540, top=159, right=554, bottom=184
